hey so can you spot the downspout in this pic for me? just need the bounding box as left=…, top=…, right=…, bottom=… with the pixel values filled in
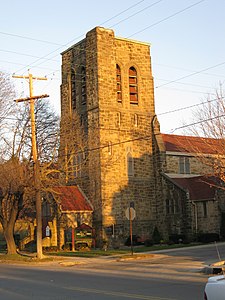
left=192, top=201, right=198, bottom=235
left=151, top=114, right=160, bottom=222
left=187, top=191, right=198, bottom=235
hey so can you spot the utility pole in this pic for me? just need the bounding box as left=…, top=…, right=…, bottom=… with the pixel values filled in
left=13, top=73, right=49, bottom=259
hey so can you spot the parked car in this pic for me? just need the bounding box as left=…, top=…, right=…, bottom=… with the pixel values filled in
left=204, top=275, right=225, bottom=300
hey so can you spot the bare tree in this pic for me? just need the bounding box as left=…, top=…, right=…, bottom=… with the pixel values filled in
left=1, top=99, right=60, bottom=162
left=184, top=86, right=225, bottom=185
left=0, top=71, right=15, bottom=129
left=0, top=72, right=16, bottom=161
left=0, top=72, right=60, bottom=254
left=0, top=157, right=31, bottom=254
left=59, top=112, right=89, bottom=183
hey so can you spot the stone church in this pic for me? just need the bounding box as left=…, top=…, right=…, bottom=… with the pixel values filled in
left=60, top=26, right=225, bottom=246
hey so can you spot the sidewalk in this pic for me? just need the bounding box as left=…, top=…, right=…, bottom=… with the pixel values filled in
left=3, top=242, right=225, bottom=275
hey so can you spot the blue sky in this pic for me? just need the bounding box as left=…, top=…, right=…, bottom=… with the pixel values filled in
left=1, top=0, right=224, bottom=133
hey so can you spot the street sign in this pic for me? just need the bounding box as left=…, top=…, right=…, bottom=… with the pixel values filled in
left=125, top=207, right=136, bottom=255
left=125, top=207, right=136, bottom=220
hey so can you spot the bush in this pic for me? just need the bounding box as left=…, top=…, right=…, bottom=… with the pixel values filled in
left=169, top=234, right=186, bottom=244
left=197, top=233, right=220, bottom=243
left=124, top=235, right=144, bottom=246
left=144, top=239, right=154, bottom=247
left=43, top=246, right=58, bottom=252
left=62, top=243, right=72, bottom=251
left=152, top=226, right=162, bottom=244
left=167, top=240, right=175, bottom=245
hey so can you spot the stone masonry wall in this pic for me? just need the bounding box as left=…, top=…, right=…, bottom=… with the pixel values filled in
left=60, top=27, right=162, bottom=244
left=165, top=154, right=213, bottom=175
left=85, top=27, right=157, bottom=242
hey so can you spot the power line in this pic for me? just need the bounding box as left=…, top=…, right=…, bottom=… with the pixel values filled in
left=100, top=0, right=146, bottom=26
left=46, top=73, right=218, bottom=95
left=109, top=0, right=164, bottom=28
left=3, top=111, right=225, bottom=172
left=54, top=112, right=225, bottom=159
left=12, top=0, right=206, bottom=74
left=37, top=2, right=217, bottom=85
left=170, top=114, right=225, bottom=133
left=156, top=78, right=214, bottom=89
left=5, top=0, right=222, bottom=128
left=1, top=0, right=206, bottom=80
left=0, top=59, right=57, bottom=71
left=1, top=1, right=146, bottom=50
left=154, top=63, right=225, bottom=79
left=45, top=65, right=224, bottom=94
left=58, top=135, right=151, bottom=159
left=12, top=0, right=148, bottom=74
left=158, top=97, right=222, bottom=116
left=0, top=49, right=58, bottom=62
left=1, top=92, right=221, bottom=124
left=0, top=31, right=63, bottom=46
left=155, top=86, right=214, bottom=95
left=3, top=110, right=225, bottom=173
left=156, top=61, right=225, bottom=89
left=0, top=133, right=151, bottom=173
left=127, top=0, right=206, bottom=38
left=10, top=0, right=207, bottom=79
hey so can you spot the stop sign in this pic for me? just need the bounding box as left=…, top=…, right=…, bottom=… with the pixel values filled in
left=125, top=207, right=136, bottom=220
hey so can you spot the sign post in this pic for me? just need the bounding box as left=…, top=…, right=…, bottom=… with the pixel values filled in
left=125, top=203, right=136, bottom=255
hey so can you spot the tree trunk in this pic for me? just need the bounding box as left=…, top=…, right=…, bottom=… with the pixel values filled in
left=56, top=208, right=61, bottom=250
left=2, top=196, right=19, bottom=255
left=4, top=221, right=17, bottom=255
left=36, top=189, right=43, bottom=259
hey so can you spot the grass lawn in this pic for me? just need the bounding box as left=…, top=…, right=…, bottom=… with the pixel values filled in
left=0, top=243, right=201, bottom=261
left=0, top=253, right=59, bottom=262
left=45, top=249, right=128, bottom=258
left=45, top=243, right=199, bottom=258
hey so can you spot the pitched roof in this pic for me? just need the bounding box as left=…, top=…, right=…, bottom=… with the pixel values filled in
left=170, top=176, right=216, bottom=200
left=161, top=133, right=224, bottom=155
left=53, top=186, right=93, bottom=212
left=76, top=223, right=92, bottom=231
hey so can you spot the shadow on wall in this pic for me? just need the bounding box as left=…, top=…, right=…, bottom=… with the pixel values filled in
left=102, top=153, right=160, bottom=248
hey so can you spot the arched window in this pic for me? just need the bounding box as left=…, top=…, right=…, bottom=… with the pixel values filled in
left=108, top=141, right=112, bottom=155
left=127, top=151, right=134, bottom=177
left=134, top=113, right=138, bottom=127
left=116, top=64, right=122, bottom=102
left=71, top=68, right=76, bottom=109
left=166, top=199, right=170, bottom=214
left=74, top=152, right=82, bottom=178
left=81, top=66, right=86, bottom=105
left=42, top=200, right=51, bottom=217
left=179, top=157, right=190, bottom=174
left=116, top=112, right=121, bottom=127
left=129, top=66, right=138, bottom=104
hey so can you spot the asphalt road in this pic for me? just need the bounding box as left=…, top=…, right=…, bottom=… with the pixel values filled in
left=0, top=263, right=205, bottom=300
left=151, top=241, right=225, bottom=265
left=1, top=243, right=224, bottom=300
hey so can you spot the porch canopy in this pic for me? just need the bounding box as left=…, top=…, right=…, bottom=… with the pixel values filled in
left=52, top=186, right=93, bottom=213
left=171, top=176, right=217, bottom=200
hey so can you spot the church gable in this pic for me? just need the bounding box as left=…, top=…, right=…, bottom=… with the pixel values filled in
left=53, top=186, right=93, bottom=213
